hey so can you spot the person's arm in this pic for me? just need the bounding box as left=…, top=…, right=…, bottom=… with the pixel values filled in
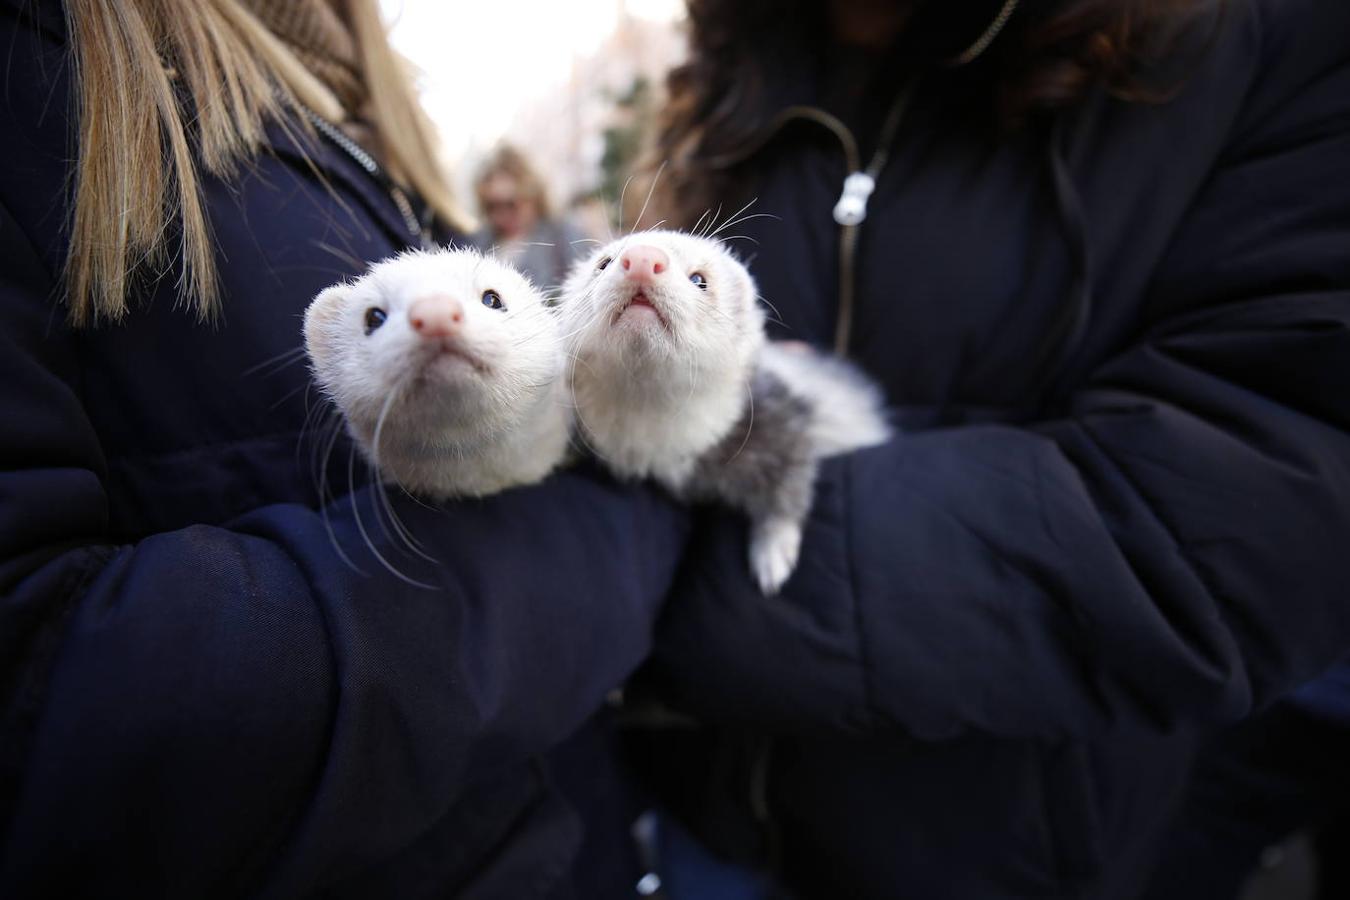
left=0, top=195, right=687, bottom=893
left=643, top=2, right=1350, bottom=741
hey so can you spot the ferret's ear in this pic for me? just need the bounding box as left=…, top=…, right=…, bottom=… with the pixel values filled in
left=304, top=284, right=349, bottom=371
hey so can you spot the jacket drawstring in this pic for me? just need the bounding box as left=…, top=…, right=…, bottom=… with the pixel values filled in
left=1031, top=112, right=1095, bottom=412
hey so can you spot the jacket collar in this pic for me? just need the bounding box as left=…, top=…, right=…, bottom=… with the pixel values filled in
left=260, top=114, right=433, bottom=251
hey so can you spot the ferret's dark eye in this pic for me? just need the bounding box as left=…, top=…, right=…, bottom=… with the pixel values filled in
left=596, top=256, right=612, bottom=272
left=363, top=307, right=387, bottom=334
left=689, top=272, right=708, bottom=290
left=482, top=289, right=505, bottom=311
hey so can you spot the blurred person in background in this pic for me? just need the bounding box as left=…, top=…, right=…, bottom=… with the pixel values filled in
left=621, top=0, right=1350, bottom=898
left=0, top=1, right=685, bottom=896
left=472, top=143, right=590, bottom=292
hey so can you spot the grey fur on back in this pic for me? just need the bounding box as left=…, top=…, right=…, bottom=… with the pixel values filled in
left=677, top=349, right=889, bottom=593
left=683, top=366, right=818, bottom=529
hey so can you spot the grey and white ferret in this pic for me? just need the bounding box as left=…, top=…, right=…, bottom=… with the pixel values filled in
left=559, top=230, right=891, bottom=593
left=304, top=248, right=571, bottom=499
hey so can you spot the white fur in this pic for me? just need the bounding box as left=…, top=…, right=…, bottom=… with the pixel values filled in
left=558, top=230, right=764, bottom=491
left=558, top=229, right=892, bottom=595
left=747, top=351, right=889, bottom=592
left=758, top=342, right=891, bottom=456
left=304, top=249, right=570, bottom=498
left=750, top=516, right=804, bottom=595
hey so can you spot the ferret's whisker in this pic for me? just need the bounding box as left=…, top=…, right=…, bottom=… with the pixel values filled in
left=699, top=204, right=724, bottom=239
left=617, top=173, right=637, bottom=234
left=244, top=345, right=307, bottom=377
left=307, top=410, right=331, bottom=487
left=565, top=353, right=615, bottom=466
left=725, top=377, right=756, bottom=463
left=312, top=239, right=366, bottom=271
left=296, top=384, right=331, bottom=464
left=755, top=292, right=785, bottom=323
left=376, top=477, right=435, bottom=563
left=708, top=199, right=759, bottom=239
left=711, top=211, right=779, bottom=236
left=395, top=481, right=439, bottom=511
left=599, top=193, right=616, bottom=242
left=370, top=389, right=439, bottom=566
left=269, top=381, right=310, bottom=411
left=349, top=436, right=434, bottom=590
left=631, top=161, right=667, bottom=235
left=691, top=208, right=712, bottom=238
left=317, top=420, right=368, bottom=576
left=314, top=412, right=344, bottom=501
left=715, top=234, right=760, bottom=246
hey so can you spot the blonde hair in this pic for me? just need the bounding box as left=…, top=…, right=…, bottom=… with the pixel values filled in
left=474, top=144, right=553, bottom=221
left=63, top=0, right=466, bottom=325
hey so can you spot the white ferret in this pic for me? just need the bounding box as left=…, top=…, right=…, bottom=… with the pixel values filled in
left=304, top=248, right=570, bottom=499
left=559, top=230, right=891, bottom=593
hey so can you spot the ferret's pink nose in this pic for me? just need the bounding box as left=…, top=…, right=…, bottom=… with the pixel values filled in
left=408, top=294, right=464, bottom=338
left=619, top=245, right=669, bottom=283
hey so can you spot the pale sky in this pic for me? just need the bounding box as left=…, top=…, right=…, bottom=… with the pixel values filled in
left=381, top=0, right=686, bottom=164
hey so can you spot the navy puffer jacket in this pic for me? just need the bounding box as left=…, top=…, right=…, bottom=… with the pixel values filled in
left=638, top=0, right=1350, bottom=897
left=0, top=3, right=685, bottom=897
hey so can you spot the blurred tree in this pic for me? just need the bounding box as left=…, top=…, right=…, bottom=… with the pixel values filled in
left=594, top=75, right=656, bottom=228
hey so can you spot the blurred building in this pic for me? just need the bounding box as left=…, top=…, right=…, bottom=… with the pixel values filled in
left=384, top=0, right=685, bottom=232
left=504, top=6, right=685, bottom=218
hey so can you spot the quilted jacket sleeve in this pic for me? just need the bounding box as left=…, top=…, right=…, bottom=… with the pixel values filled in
left=0, top=202, right=687, bottom=893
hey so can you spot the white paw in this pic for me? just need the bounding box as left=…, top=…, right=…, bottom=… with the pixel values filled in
left=749, top=518, right=803, bottom=595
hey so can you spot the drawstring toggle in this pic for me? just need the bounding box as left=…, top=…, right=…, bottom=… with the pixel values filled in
left=833, top=172, right=876, bottom=226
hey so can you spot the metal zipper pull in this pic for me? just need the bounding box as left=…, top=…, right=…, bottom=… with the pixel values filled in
left=298, top=104, right=431, bottom=246
left=833, top=171, right=876, bottom=226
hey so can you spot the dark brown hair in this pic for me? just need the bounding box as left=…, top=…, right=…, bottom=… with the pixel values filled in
left=648, top=0, right=1220, bottom=227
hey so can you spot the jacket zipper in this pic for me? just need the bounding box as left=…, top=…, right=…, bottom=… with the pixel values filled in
left=768, top=87, right=916, bottom=355
left=703, top=85, right=915, bottom=355
left=697, top=3, right=1014, bottom=355
left=297, top=104, right=434, bottom=249
left=734, top=96, right=917, bottom=848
